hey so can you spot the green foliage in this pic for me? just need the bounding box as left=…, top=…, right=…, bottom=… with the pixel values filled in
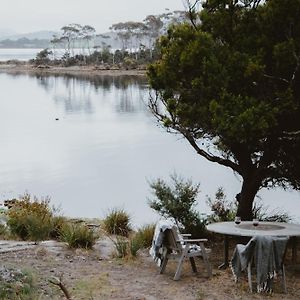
left=149, top=174, right=206, bottom=238
left=111, top=224, right=155, bottom=259
left=148, top=0, right=300, bottom=220
left=207, top=188, right=291, bottom=223
left=49, top=216, right=68, bottom=239
left=7, top=193, right=54, bottom=241
left=59, top=223, right=97, bottom=249
left=128, top=236, right=141, bottom=257
left=0, top=224, right=7, bottom=238
left=34, top=48, right=52, bottom=65
left=123, top=57, right=137, bottom=69
left=133, top=224, right=155, bottom=249
left=103, top=208, right=131, bottom=237
left=112, top=236, right=129, bottom=258
left=0, top=267, right=36, bottom=300
left=252, top=200, right=292, bottom=223
left=206, top=187, right=236, bottom=222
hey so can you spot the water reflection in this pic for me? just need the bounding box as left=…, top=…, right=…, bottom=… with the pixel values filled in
left=32, top=73, right=148, bottom=114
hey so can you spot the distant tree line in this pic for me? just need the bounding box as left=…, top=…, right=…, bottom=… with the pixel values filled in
left=32, top=9, right=189, bottom=68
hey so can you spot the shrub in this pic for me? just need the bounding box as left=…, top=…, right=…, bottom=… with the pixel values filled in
left=0, top=224, right=7, bottom=238
left=207, top=188, right=291, bottom=223
left=148, top=174, right=206, bottom=238
left=103, top=208, right=131, bottom=237
left=60, top=223, right=97, bottom=249
left=112, top=236, right=129, bottom=258
left=34, top=48, right=52, bottom=65
left=253, top=200, right=292, bottom=222
left=110, top=225, right=155, bottom=259
left=7, top=193, right=54, bottom=241
left=128, top=236, right=141, bottom=257
left=49, top=216, right=68, bottom=239
left=206, top=187, right=236, bottom=222
left=0, top=267, right=36, bottom=300
left=133, top=224, right=155, bottom=249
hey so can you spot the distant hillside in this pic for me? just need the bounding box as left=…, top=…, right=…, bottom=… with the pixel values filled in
left=0, top=30, right=121, bottom=50
left=0, top=38, right=50, bottom=49
left=0, top=28, right=17, bottom=38
left=0, top=30, right=58, bottom=49
left=0, top=30, right=58, bottom=41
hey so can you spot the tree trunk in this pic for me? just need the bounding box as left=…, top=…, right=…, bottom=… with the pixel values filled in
left=236, top=175, right=261, bottom=220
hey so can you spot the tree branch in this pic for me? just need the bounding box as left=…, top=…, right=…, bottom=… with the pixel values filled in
left=263, top=73, right=289, bottom=84
left=49, top=275, right=72, bottom=300
left=181, top=129, right=242, bottom=173
left=291, top=51, right=300, bottom=83
left=149, top=92, right=242, bottom=173
left=184, top=0, right=201, bottom=30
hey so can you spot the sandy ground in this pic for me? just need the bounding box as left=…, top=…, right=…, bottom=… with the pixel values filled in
left=0, top=63, right=146, bottom=77
left=1, top=237, right=300, bottom=300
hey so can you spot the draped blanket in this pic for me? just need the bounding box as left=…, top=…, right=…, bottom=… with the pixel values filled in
left=231, top=235, right=289, bottom=292
left=149, top=219, right=175, bottom=266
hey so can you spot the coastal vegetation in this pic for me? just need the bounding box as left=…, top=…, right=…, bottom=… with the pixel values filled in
left=149, top=173, right=207, bottom=238
left=3, top=194, right=97, bottom=249
left=148, top=0, right=300, bottom=220
left=103, top=208, right=132, bottom=237
left=17, top=9, right=189, bottom=69
left=0, top=190, right=294, bottom=298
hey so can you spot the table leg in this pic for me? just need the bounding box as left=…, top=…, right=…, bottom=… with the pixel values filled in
left=218, top=235, right=229, bottom=269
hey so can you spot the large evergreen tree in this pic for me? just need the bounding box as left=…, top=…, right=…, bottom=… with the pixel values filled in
left=148, top=0, right=300, bottom=220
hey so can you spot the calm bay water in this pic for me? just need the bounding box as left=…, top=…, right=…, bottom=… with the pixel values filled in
left=0, top=72, right=299, bottom=225
left=0, top=48, right=43, bottom=61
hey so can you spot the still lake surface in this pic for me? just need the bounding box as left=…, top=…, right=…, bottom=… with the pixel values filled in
left=0, top=72, right=299, bottom=225
left=0, top=48, right=43, bottom=61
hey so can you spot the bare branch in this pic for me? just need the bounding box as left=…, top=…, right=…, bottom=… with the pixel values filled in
left=181, top=130, right=242, bottom=173
left=263, top=73, right=289, bottom=84
left=149, top=91, right=241, bottom=173
left=49, top=275, right=72, bottom=300
left=184, top=1, right=201, bottom=29
left=291, top=52, right=300, bottom=83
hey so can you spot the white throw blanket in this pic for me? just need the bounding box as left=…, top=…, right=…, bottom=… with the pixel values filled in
left=149, top=219, right=176, bottom=266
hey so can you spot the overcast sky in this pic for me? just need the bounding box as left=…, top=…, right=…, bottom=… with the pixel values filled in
left=1, top=0, right=186, bottom=34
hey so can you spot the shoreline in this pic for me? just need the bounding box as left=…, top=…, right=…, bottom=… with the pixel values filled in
left=0, top=63, right=147, bottom=77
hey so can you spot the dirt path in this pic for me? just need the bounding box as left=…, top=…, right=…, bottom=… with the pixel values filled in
left=1, top=238, right=300, bottom=299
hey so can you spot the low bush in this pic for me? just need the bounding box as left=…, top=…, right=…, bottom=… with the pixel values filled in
left=0, top=224, right=7, bottom=238
left=148, top=173, right=206, bottom=238
left=133, top=224, right=155, bottom=249
left=0, top=267, right=36, bottom=300
left=112, top=236, right=129, bottom=258
left=60, top=223, right=97, bottom=249
left=7, top=193, right=54, bottom=241
left=110, top=224, right=155, bottom=259
left=50, top=216, right=68, bottom=239
left=206, top=187, right=236, bottom=222
left=103, top=208, right=131, bottom=237
left=253, top=200, right=291, bottom=222
left=207, top=188, right=291, bottom=223
left=128, top=236, right=141, bottom=257
left=111, top=235, right=141, bottom=258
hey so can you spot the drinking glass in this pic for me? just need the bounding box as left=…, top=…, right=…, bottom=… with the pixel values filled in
left=252, top=218, right=259, bottom=226
left=234, top=216, right=241, bottom=225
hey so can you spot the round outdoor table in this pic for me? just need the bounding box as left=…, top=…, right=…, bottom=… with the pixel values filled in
left=207, top=221, right=300, bottom=269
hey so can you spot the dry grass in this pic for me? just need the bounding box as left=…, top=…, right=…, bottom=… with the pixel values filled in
left=0, top=237, right=299, bottom=299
